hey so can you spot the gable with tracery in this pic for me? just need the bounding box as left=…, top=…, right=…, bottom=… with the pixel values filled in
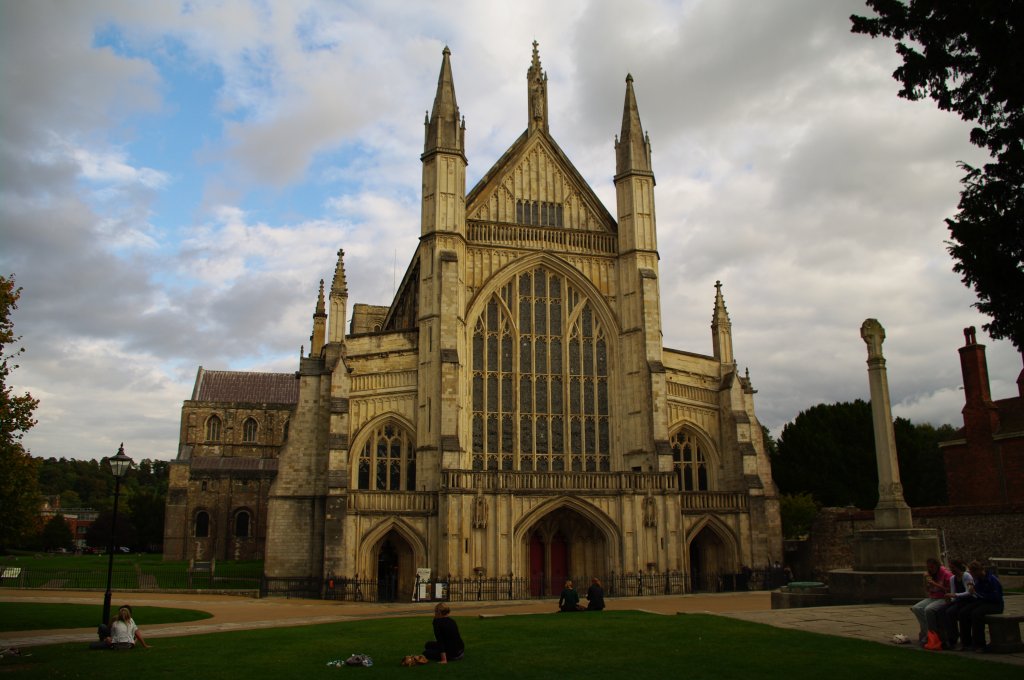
left=466, top=135, right=616, bottom=234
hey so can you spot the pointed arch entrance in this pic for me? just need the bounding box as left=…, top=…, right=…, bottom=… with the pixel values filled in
left=687, top=522, right=737, bottom=592
left=522, top=506, right=608, bottom=596
left=373, top=531, right=414, bottom=602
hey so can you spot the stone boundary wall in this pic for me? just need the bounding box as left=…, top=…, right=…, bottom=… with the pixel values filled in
left=785, top=504, right=1024, bottom=581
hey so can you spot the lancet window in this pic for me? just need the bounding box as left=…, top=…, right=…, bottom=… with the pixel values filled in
left=515, top=199, right=563, bottom=227
left=472, top=267, right=610, bottom=472
left=356, top=422, right=416, bottom=491
left=205, top=415, right=221, bottom=443
left=234, top=509, right=251, bottom=538
left=242, top=417, right=258, bottom=443
left=670, top=430, right=709, bottom=491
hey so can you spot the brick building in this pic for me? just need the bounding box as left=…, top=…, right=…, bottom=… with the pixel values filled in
left=940, top=327, right=1024, bottom=505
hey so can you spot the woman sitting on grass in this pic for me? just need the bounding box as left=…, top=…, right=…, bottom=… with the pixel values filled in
left=586, top=577, right=605, bottom=611
left=558, top=580, right=582, bottom=612
left=107, top=605, right=150, bottom=650
left=424, top=603, right=463, bottom=663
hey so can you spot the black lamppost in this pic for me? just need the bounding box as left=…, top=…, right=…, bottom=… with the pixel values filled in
left=101, top=443, right=133, bottom=626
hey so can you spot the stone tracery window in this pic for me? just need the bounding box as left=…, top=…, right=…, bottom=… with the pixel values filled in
left=472, top=266, right=610, bottom=472
left=356, top=422, right=416, bottom=491
left=670, top=430, right=709, bottom=491
left=205, top=416, right=221, bottom=443
left=242, top=417, right=258, bottom=443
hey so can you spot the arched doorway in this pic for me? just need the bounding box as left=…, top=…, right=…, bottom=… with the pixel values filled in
left=688, top=525, right=733, bottom=592
left=374, top=531, right=413, bottom=602
left=524, top=507, right=607, bottom=596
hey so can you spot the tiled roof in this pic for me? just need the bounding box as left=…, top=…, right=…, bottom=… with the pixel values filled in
left=192, top=368, right=298, bottom=404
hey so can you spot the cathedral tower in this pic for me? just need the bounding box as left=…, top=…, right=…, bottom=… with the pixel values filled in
left=614, top=75, right=669, bottom=471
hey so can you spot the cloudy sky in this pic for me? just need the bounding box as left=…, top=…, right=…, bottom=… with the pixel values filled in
left=2, top=0, right=1019, bottom=463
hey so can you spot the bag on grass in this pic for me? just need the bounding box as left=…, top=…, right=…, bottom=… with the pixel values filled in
left=924, top=631, right=943, bottom=651
left=345, top=654, right=374, bottom=667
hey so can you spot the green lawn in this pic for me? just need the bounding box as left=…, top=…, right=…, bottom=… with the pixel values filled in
left=0, top=553, right=262, bottom=590
left=0, top=603, right=213, bottom=632
left=0, top=612, right=1017, bottom=679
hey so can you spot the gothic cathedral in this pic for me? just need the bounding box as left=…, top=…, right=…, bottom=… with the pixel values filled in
left=164, top=44, right=782, bottom=598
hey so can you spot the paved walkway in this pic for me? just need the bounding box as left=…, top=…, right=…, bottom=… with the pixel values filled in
left=2, top=589, right=1021, bottom=667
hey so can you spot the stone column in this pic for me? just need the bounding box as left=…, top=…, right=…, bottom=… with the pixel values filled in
left=860, top=319, right=913, bottom=529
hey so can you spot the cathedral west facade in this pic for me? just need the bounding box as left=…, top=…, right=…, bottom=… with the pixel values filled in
left=165, top=44, right=782, bottom=599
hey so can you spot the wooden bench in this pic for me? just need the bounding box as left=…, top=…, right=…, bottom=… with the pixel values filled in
left=985, top=613, right=1024, bottom=654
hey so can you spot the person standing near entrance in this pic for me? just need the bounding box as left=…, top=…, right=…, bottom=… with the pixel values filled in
left=558, top=580, right=581, bottom=612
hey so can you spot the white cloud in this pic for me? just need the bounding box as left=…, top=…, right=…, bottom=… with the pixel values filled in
left=3, top=0, right=1021, bottom=462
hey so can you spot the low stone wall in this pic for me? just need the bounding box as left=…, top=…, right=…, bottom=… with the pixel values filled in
left=785, top=504, right=1024, bottom=582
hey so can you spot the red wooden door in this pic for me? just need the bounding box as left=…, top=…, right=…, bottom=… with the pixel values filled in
left=530, top=533, right=544, bottom=596
left=550, top=533, right=568, bottom=595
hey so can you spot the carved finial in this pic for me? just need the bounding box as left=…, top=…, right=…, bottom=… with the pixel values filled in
left=527, top=41, right=548, bottom=133
left=315, top=278, right=326, bottom=315
left=861, top=318, right=886, bottom=360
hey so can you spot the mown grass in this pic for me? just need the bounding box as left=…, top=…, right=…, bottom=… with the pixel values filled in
left=0, top=611, right=1017, bottom=680
left=0, top=553, right=262, bottom=590
left=0, top=603, right=212, bottom=632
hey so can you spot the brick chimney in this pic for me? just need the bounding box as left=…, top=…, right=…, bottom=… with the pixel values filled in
left=959, top=326, right=1000, bottom=438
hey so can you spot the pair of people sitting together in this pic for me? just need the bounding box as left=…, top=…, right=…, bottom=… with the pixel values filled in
left=558, top=578, right=605, bottom=612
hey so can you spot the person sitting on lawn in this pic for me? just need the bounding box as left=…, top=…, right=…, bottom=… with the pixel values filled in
left=910, top=557, right=951, bottom=645
left=424, top=603, right=464, bottom=663
left=107, top=605, right=150, bottom=650
left=558, top=580, right=582, bottom=612
left=586, top=577, right=605, bottom=611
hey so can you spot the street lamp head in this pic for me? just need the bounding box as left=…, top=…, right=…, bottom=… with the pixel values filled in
left=108, top=443, right=134, bottom=478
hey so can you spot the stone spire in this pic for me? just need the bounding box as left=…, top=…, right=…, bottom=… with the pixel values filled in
left=527, top=40, right=549, bottom=134
left=711, top=281, right=734, bottom=364
left=615, top=74, right=653, bottom=177
left=328, top=249, right=348, bottom=343
left=331, top=248, right=348, bottom=297
left=423, top=46, right=465, bottom=157
left=310, top=279, right=326, bottom=356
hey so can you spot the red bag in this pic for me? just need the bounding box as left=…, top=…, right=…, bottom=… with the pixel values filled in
left=924, top=630, right=943, bottom=651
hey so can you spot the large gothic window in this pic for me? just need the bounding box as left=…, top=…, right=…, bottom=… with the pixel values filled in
left=670, top=430, right=709, bottom=491
left=356, top=422, right=416, bottom=491
left=472, top=267, right=610, bottom=472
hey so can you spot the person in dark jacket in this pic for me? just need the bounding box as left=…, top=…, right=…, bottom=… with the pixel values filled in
left=957, top=560, right=1004, bottom=652
left=586, top=577, right=605, bottom=611
left=558, top=580, right=581, bottom=612
left=424, top=603, right=464, bottom=663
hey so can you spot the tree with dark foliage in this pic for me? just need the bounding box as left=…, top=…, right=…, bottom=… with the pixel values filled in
left=770, top=400, right=952, bottom=508
left=851, top=1, right=1024, bottom=352
left=0, top=274, right=41, bottom=550
left=41, top=513, right=74, bottom=552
